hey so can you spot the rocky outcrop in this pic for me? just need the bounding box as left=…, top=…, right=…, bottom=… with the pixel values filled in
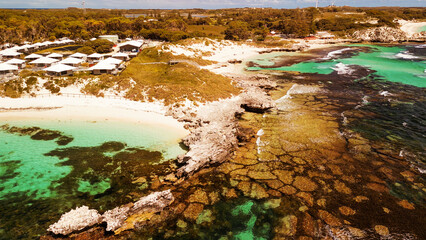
left=48, top=190, right=174, bottom=236
left=175, top=99, right=244, bottom=177
left=410, top=31, right=426, bottom=41
left=47, top=206, right=102, bottom=235
left=240, top=88, right=276, bottom=113
left=103, top=189, right=174, bottom=233
left=352, top=27, right=408, bottom=42
left=169, top=75, right=276, bottom=178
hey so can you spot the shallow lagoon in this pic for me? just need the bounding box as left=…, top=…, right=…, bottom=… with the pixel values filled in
left=0, top=108, right=187, bottom=239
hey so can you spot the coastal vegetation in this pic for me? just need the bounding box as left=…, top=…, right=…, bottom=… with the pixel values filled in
left=119, top=47, right=240, bottom=104
left=0, top=7, right=424, bottom=44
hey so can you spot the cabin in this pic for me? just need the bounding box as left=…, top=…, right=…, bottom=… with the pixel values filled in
left=59, top=57, right=84, bottom=67
left=112, top=52, right=129, bottom=61
left=6, top=59, right=26, bottom=69
left=89, top=62, right=117, bottom=75
left=46, top=53, right=63, bottom=60
left=30, top=57, right=59, bottom=68
left=70, top=52, right=87, bottom=60
left=102, top=57, right=123, bottom=66
left=118, top=40, right=143, bottom=52
left=0, top=50, right=23, bottom=60
left=316, top=31, right=335, bottom=39
left=87, top=53, right=103, bottom=63
left=0, top=63, right=18, bottom=75
left=44, top=63, right=76, bottom=76
left=25, top=53, right=43, bottom=61
left=98, top=35, right=119, bottom=44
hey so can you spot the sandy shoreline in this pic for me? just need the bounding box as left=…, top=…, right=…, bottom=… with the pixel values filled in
left=0, top=96, right=189, bottom=136
left=399, top=20, right=426, bottom=36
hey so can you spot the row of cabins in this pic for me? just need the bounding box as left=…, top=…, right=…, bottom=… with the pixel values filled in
left=0, top=39, right=75, bottom=59
left=0, top=39, right=145, bottom=78
left=0, top=52, right=131, bottom=77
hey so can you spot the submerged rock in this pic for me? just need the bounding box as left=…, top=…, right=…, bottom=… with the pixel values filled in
left=47, top=206, right=102, bottom=235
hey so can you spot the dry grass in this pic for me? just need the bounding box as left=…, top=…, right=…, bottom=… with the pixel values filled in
left=119, top=47, right=240, bottom=105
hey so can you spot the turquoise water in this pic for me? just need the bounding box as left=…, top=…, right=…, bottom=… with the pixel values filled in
left=0, top=119, right=185, bottom=200
left=248, top=45, right=426, bottom=87
left=418, top=25, right=426, bottom=32
left=0, top=117, right=187, bottom=238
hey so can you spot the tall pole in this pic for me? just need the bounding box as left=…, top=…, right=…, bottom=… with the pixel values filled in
left=82, top=1, right=86, bottom=15
left=316, top=0, right=319, bottom=8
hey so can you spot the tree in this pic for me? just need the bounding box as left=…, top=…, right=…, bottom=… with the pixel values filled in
left=224, top=21, right=250, bottom=41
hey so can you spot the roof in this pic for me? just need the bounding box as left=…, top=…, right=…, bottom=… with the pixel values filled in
left=6, top=59, right=26, bottom=64
left=70, top=52, right=87, bottom=58
left=0, top=50, right=22, bottom=56
left=102, top=57, right=123, bottom=65
left=89, top=62, right=117, bottom=70
left=44, top=63, right=76, bottom=73
left=59, top=57, right=84, bottom=65
left=99, top=35, right=119, bottom=38
left=47, top=53, right=63, bottom=58
left=118, top=40, right=143, bottom=48
left=112, top=52, right=129, bottom=58
left=25, top=53, right=43, bottom=59
left=0, top=63, right=18, bottom=71
left=88, top=53, right=103, bottom=58
left=30, top=57, right=59, bottom=64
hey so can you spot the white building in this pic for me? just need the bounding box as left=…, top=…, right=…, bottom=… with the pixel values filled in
left=70, top=52, right=88, bottom=60
left=6, top=59, right=26, bottom=69
left=25, top=53, right=43, bottom=61
left=0, top=63, right=18, bottom=75
left=98, top=35, right=119, bottom=44
left=89, top=62, right=117, bottom=75
left=87, top=53, right=104, bottom=63
left=44, top=63, right=76, bottom=76
left=46, top=53, right=63, bottom=60
left=59, top=57, right=84, bottom=67
left=112, top=52, right=129, bottom=61
left=118, top=40, right=144, bottom=52
left=30, top=57, right=59, bottom=68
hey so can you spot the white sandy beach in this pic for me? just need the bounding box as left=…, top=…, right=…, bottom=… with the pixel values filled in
left=399, top=20, right=426, bottom=36
left=0, top=96, right=189, bottom=136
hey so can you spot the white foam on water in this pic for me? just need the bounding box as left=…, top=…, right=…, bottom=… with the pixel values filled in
left=322, top=47, right=353, bottom=60
left=332, top=62, right=355, bottom=75
left=380, top=91, right=392, bottom=96
left=395, top=51, right=419, bottom=60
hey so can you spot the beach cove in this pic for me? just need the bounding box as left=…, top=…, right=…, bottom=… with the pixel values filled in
left=0, top=97, right=189, bottom=238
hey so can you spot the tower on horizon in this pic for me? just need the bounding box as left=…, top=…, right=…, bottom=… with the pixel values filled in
left=82, top=0, right=86, bottom=14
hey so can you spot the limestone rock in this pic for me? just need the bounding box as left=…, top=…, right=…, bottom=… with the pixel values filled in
left=397, top=200, right=415, bottom=210
left=353, top=27, right=408, bottom=42
left=275, top=215, right=298, bottom=236
left=188, top=189, right=209, bottom=205
left=339, top=206, right=356, bottom=216
left=318, top=210, right=341, bottom=227
left=183, top=203, right=204, bottom=220
left=240, top=88, right=276, bottom=113
left=102, top=206, right=131, bottom=232
left=48, top=206, right=102, bottom=235
left=132, top=190, right=175, bottom=213
left=374, top=225, right=389, bottom=236
left=279, top=185, right=297, bottom=195
left=293, top=176, right=318, bottom=192
left=273, top=170, right=294, bottom=184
